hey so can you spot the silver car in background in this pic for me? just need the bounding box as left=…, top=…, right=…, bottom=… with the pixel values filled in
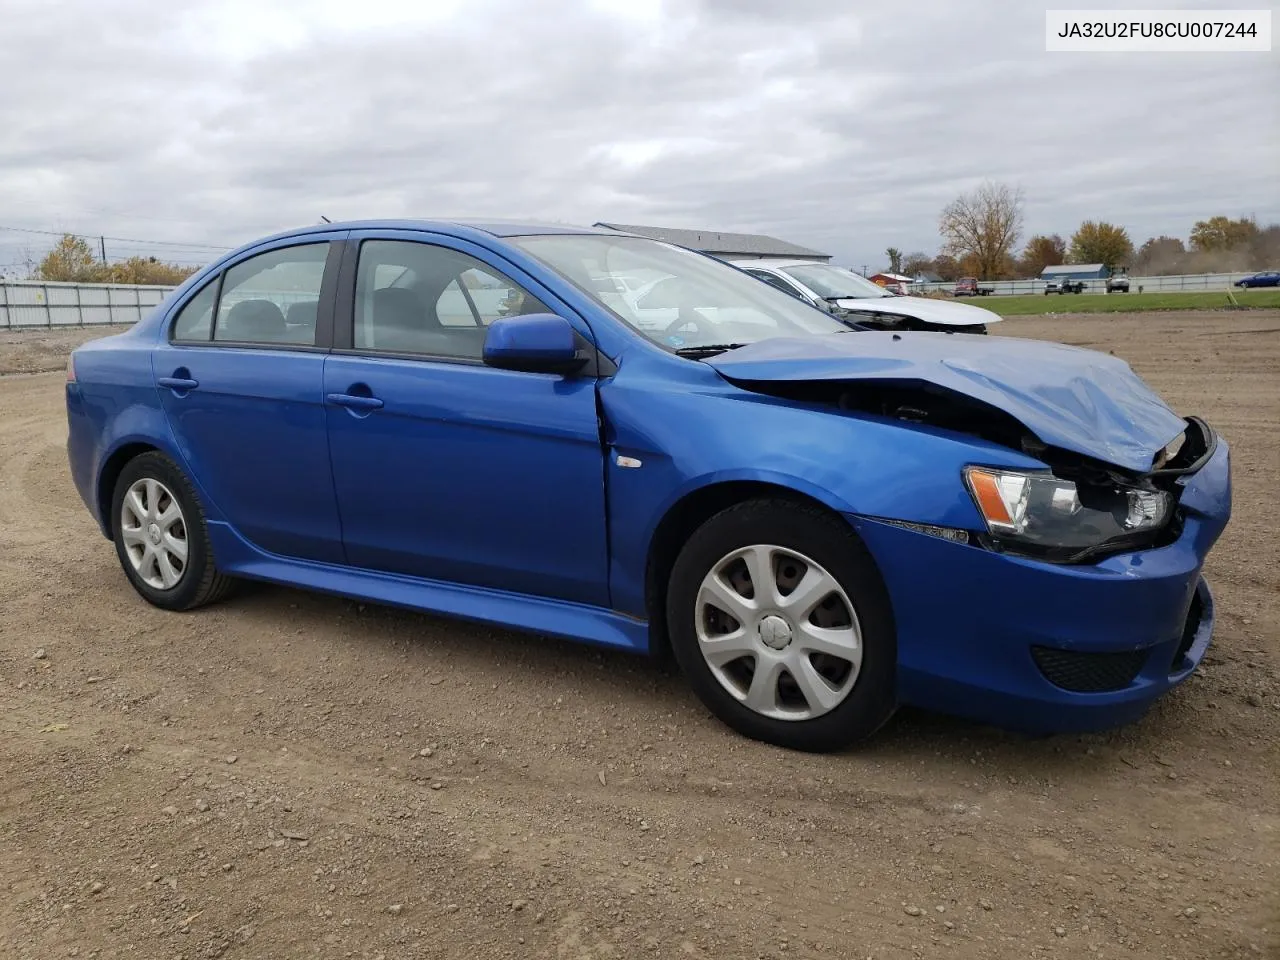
left=730, top=258, right=1001, bottom=334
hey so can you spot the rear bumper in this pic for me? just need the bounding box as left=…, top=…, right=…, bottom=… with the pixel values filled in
left=850, top=438, right=1231, bottom=734
left=66, top=383, right=99, bottom=524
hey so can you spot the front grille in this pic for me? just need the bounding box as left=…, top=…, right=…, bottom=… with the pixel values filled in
left=1031, top=646, right=1149, bottom=693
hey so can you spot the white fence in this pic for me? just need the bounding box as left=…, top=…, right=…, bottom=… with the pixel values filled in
left=0, top=280, right=175, bottom=329
left=910, top=271, right=1259, bottom=297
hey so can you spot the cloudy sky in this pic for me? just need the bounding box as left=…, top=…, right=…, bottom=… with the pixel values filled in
left=1, top=0, right=1276, bottom=274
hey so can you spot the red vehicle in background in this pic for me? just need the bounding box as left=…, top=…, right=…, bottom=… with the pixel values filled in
left=954, top=277, right=995, bottom=297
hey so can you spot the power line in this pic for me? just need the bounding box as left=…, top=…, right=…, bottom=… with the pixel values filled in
left=0, top=224, right=233, bottom=251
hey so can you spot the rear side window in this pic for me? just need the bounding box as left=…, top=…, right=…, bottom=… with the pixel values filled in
left=171, top=279, right=219, bottom=341
left=213, top=243, right=329, bottom=346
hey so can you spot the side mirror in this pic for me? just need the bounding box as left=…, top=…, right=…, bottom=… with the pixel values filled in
left=482, top=313, right=587, bottom=375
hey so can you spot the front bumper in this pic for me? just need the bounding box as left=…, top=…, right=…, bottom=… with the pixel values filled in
left=850, top=437, right=1231, bottom=734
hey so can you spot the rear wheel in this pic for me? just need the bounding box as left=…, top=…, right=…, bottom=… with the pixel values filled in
left=666, top=499, right=897, bottom=751
left=111, top=452, right=234, bottom=610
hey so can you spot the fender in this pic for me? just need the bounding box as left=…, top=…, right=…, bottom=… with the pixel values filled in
left=599, top=364, right=1047, bottom=618
left=92, top=404, right=225, bottom=537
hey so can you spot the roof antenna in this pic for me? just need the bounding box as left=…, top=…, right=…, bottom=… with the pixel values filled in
left=319, top=215, right=331, bottom=223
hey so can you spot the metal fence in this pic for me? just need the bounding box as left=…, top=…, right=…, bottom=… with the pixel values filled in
left=1, top=269, right=1270, bottom=329
left=910, top=271, right=1259, bottom=297
left=0, top=280, right=174, bottom=329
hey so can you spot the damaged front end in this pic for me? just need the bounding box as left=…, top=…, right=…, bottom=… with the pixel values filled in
left=836, top=311, right=988, bottom=336
left=957, top=417, right=1216, bottom=564
left=719, top=372, right=1217, bottom=565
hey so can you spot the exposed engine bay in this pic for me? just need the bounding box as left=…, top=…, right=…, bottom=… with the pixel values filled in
left=838, top=312, right=988, bottom=335
left=724, top=375, right=1217, bottom=562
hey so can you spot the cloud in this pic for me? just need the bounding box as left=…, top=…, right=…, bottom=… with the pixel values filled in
left=1, top=0, right=1275, bottom=273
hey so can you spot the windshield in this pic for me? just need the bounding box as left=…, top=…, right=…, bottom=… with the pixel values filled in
left=512, top=234, right=849, bottom=352
left=780, top=263, right=894, bottom=300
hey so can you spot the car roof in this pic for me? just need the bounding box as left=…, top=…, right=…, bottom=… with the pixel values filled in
left=238, top=219, right=625, bottom=249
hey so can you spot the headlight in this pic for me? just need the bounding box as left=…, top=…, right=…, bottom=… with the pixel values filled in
left=964, top=466, right=1172, bottom=559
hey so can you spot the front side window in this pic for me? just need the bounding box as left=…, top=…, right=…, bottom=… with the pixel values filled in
left=512, top=234, right=846, bottom=354
left=353, top=240, right=549, bottom=359
left=214, top=243, right=329, bottom=346
left=747, top=270, right=807, bottom=301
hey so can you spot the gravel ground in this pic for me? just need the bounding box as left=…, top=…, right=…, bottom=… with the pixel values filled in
left=1, top=311, right=1277, bottom=959
left=0, top=325, right=132, bottom=376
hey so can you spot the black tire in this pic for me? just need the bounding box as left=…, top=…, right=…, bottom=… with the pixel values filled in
left=110, top=451, right=234, bottom=611
left=665, top=499, right=897, bottom=752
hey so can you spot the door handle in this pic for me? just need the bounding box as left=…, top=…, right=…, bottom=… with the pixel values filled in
left=157, top=376, right=199, bottom=390
left=325, top=393, right=384, bottom=411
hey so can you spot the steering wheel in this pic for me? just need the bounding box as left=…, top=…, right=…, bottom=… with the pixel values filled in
left=665, top=307, right=702, bottom=335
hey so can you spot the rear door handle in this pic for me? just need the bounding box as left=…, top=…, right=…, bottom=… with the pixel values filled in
left=325, top=393, right=384, bottom=411
left=157, top=376, right=199, bottom=390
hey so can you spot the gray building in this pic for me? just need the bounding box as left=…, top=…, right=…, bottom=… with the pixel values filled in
left=1040, top=263, right=1111, bottom=281
left=593, top=222, right=831, bottom=262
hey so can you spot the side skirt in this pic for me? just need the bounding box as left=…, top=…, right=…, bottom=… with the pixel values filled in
left=206, top=523, right=650, bottom=654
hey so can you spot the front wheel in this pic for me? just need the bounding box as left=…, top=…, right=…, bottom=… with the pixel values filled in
left=111, top=451, right=234, bottom=611
left=666, top=500, right=897, bottom=751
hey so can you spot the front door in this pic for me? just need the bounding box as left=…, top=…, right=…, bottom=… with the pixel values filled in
left=153, top=238, right=346, bottom=563
left=323, top=233, right=609, bottom=606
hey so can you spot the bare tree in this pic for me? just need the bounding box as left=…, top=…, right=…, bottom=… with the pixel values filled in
left=938, top=181, right=1024, bottom=280
left=901, top=251, right=934, bottom=278
left=1134, top=236, right=1187, bottom=275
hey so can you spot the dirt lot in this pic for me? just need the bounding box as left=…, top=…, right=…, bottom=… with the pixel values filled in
left=1, top=311, right=1277, bottom=959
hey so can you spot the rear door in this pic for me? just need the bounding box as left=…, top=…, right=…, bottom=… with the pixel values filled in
left=153, top=236, right=346, bottom=563
left=322, top=231, right=609, bottom=605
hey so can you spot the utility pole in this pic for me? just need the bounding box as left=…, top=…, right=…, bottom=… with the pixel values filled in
left=99, top=236, right=107, bottom=264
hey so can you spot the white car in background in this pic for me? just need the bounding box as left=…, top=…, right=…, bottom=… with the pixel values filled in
left=730, top=258, right=1001, bottom=334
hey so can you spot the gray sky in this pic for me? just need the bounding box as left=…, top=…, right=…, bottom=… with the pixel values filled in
left=1, top=0, right=1276, bottom=274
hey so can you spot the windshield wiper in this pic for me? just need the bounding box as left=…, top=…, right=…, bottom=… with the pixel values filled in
left=674, top=343, right=749, bottom=358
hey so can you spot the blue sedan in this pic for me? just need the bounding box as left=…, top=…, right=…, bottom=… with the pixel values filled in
left=66, top=221, right=1231, bottom=751
left=1234, top=271, right=1280, bottom=288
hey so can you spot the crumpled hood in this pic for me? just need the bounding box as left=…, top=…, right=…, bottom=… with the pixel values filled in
left=707, top=332, right=1188, bottom=473
left=833, top=294, right=1000, bottom=327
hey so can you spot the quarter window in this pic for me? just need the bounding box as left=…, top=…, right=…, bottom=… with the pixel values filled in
left=170, top=279, right=219, bottom=341
left=213, top=243, right=329, bottom=346
left=354, top=240, right=549, bottom=359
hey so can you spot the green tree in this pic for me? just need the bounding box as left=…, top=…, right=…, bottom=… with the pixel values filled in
left=938, top=181, right=1024, bottom=280
left=1018, top=234, right=1067, bottom=277
left=1069, top=221, right=1134, bottom=272
left=35, top=234, right=106, bottom=282
left=1190, top=215, right=1259, bottom=252
left=884, top=247, right=903, bottom=274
